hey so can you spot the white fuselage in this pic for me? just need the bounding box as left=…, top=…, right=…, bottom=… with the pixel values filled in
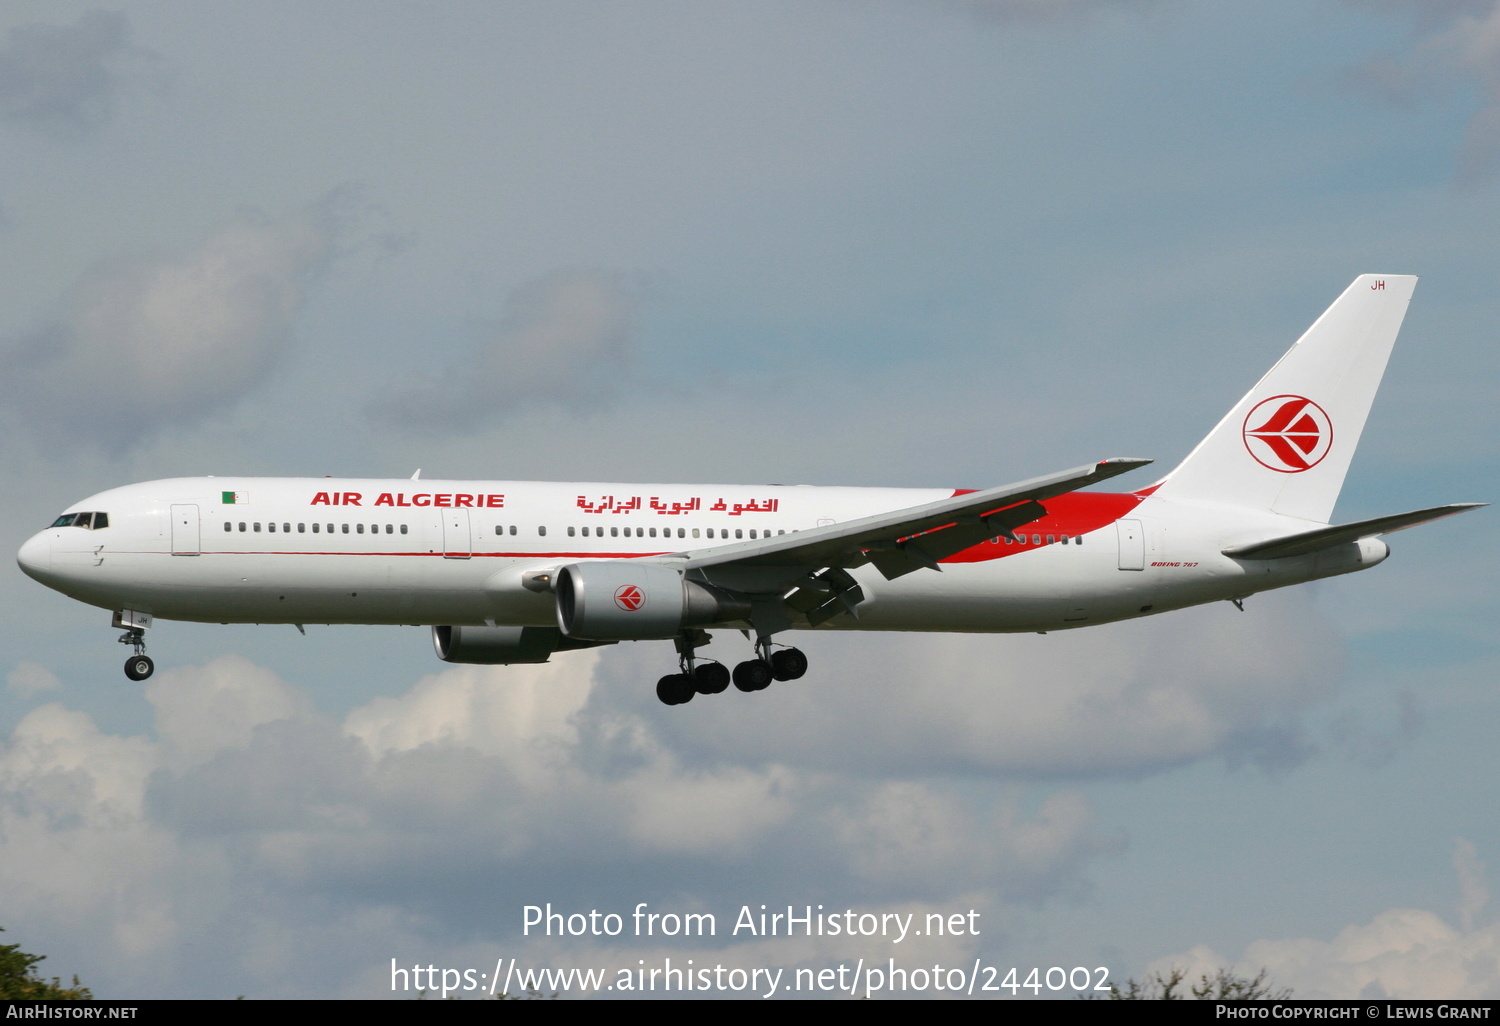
left=16, top=476, right=1387, bottom=636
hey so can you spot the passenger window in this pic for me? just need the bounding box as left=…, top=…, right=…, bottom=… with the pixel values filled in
left=735, top=529, right=743, bottom=540
left=312, top=523, right=319, bottom=533
left=239, top=522, right=247, bottom=532
left=268, top=523, right=276, bottom=533
left=400, top=524, right=408, bottom=534
left=692, top=529, right=699, bottom=538
left=254, top=523, right=262, bottom=532
left=1032, top=534, right=1040, bottom=544
left=649, top=527, right=656, bottom=538
left=298, top=523, right=305, bottom=533
left=539, top=526, right=547, bottom=537
left=342, top=524, right=349, bottom=534
left=284, top=523, right=290, bottom=533
left=1047, top=535, right=1055, bottom=544
left=225, top=522, right=232, bottom=532
left=568, top=526, right=576, bottom=537
left=679, top=528, right=686, bottom=538
left=357, top=524, right=364, bottom=534
left=386, top=524, right=392, bottom=534
left=611, top=527, right=619, bottom=538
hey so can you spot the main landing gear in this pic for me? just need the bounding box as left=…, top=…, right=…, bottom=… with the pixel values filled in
left=656, top=631, right=808, bottom=706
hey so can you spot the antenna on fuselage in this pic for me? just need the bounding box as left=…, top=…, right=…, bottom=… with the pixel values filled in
left=411, top=468, right=422, bottom=480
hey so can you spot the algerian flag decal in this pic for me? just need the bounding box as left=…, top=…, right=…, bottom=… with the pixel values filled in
left=222, top=491, right=247, bottom=504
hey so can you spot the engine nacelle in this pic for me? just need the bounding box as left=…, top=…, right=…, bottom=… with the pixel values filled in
left=431, top=624, right=612, bottom=665
left=555, top=561, right=749, bottom=640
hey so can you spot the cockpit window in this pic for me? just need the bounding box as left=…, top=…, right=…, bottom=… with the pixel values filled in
left=49, top=511, right=109, bottom=529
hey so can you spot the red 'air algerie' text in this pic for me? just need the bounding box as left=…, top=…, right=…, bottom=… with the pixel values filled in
left=310, top=492, right=505, bottom=508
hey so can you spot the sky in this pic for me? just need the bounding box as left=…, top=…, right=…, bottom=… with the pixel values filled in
left=0, top=0, right=1497, bottom=1001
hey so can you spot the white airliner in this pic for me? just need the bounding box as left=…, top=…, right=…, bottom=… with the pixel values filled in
left=16, top=275, right=1483, bottom=704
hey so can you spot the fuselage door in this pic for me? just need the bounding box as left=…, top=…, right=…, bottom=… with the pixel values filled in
left=443, top=509, right=471, bottom=559
left=1116, top=519, right=1144, bottom=571
left=170, top=504, right=200, bottom=556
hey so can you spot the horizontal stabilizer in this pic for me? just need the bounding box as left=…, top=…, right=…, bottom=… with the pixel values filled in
left=1223, top=503, right=1486, bottom=560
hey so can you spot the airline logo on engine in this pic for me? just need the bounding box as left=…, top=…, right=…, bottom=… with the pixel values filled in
left=614, top=585, right=645, bottom=611
left=1242, top=395, right=1333, bottom=473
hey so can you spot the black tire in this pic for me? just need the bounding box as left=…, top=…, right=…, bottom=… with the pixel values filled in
left=657, top=673, right=694, bottom=705
left=732, top=659, right=774, bottom=692
left=657, top=674, right=683, bottom=705
left=770, top=648, right=808, bottom=681
left=694, top=662, right=730, bottom=694
left=124, top=655, right=154, bottom=681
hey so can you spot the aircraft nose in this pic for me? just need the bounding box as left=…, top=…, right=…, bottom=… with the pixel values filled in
left=16, top=531, right=52, bottom=582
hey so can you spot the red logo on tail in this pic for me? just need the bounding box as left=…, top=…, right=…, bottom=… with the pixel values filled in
left=614, top=585, right=645, bottom=611
left=1242, top=395, right=1333, bottom=473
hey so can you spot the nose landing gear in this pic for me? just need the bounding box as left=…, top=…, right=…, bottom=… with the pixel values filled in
left=113, top=610, right=154, bottom=681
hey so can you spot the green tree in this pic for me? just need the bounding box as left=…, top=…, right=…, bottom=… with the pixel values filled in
left=1093, top=967, right=1290, bottom=1000
left=0, top=928, right=92, bottom=1000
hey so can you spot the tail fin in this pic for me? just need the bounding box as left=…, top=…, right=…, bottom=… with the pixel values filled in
left=1151, top=275, right=1416, bottom=523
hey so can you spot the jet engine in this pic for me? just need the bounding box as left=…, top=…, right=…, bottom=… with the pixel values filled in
left=555, top=561, right=750, bottom=640
left=431, top=624, right=613, bottom=664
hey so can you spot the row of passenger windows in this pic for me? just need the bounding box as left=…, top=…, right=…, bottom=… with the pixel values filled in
left=489, top=524, right=789, bottom=541
left=568, top=526, right=783, bottom=540
left=225, top=522, right=409, bottom=535
left=221, top=520, right=1084, bottom=546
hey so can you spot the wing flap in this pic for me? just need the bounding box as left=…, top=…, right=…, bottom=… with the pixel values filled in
left=1223, top=503, right=1486, bottom=560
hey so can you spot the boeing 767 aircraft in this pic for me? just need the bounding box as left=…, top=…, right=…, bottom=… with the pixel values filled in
left=16, top=275, right=1483, bottom=705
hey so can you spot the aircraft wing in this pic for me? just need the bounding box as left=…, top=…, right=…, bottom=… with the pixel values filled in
left=638, top=457, right=1149, bottom=628
left=648, top=456, right=1149, bottom=583
left=1222, top=503, right=1487, bottom=560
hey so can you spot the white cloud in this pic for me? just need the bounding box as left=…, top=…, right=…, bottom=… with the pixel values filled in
left=372, top=268, right=638, bottom=431
left=1350, top=1, right=1500, bottom=183
left=1153, top=840, right=1500, bottom=999
left=1, top=204, right=334, bottom=448
left=0, top=652, right=1123, bottom=997
left=7, top=661, right=61, bottom=695
left=145, top=656, right=309, bottom=769
left=0, top=11, right=161, bottom=136
left=1457, top=838, right=1490, bottom=934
